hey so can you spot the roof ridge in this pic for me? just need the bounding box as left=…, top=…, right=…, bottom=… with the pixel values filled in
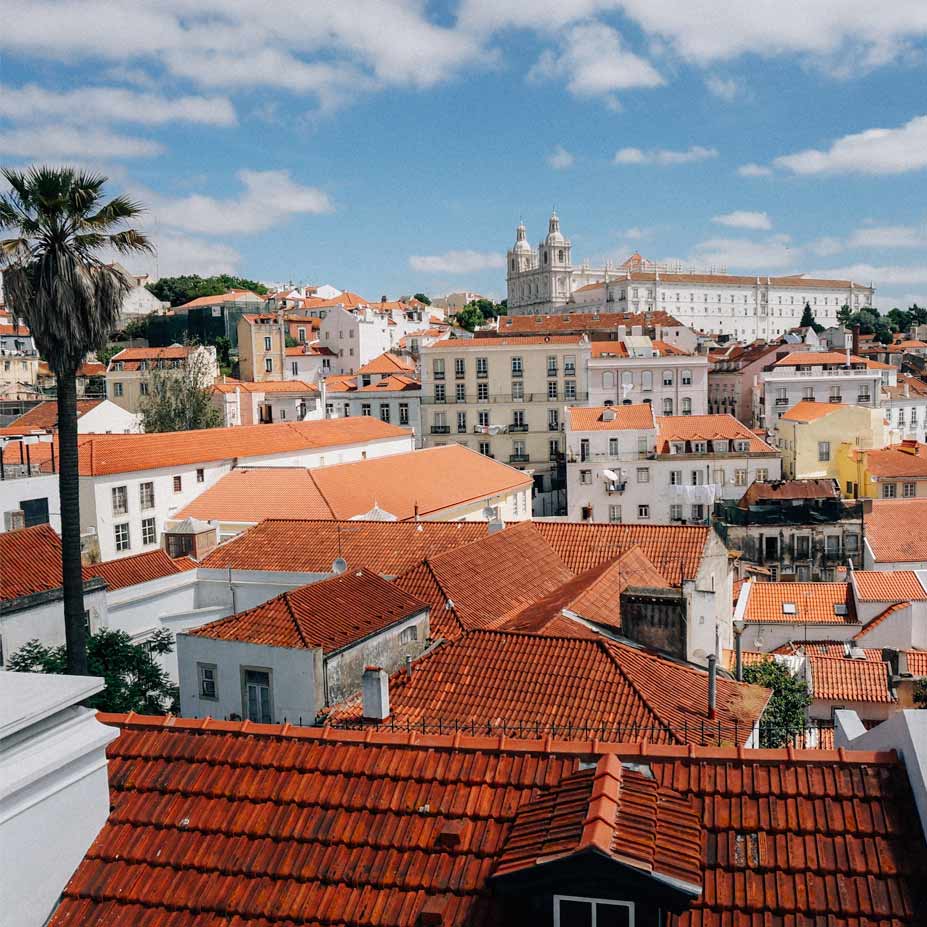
left=96, top=713, right=901, bottom=765
left=282, top=588, right=312, bottom=649
left=306, top=469, right=336, bottom=519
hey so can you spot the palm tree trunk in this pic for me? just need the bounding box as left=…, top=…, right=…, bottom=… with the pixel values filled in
left=57, top=371, right=88, bottom=675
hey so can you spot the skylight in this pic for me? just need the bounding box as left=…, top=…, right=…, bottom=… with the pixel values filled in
left=834, top=604, right=848, bottom=616
left=782, top=602, right=796, bottom=615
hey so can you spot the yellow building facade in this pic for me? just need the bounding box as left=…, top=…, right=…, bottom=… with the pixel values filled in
left=836, top=441, right=927, bottom=500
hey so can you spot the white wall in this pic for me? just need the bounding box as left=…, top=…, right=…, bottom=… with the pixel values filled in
left=326, top=394, right=422, bottom=445
left=0, top=473, right=59, bottom=533
left=587, top=355, right=708, bottom=415
left=79, top=400, right=141, bottom=434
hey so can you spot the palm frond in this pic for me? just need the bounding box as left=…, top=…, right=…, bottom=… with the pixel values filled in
left=107, top=229, right=153, bottom=255
left=83, top=195, right=146, bottom=229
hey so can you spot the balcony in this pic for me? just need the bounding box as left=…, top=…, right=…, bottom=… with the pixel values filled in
left=509, top=453, right=530, bottom=463
left=511, top=369, right=523, bottom=378
left=433, top=371, right=445, bottom=380
left=774, top=398, right=789, bottom=407
left=430, top=425, right=451, bottom=434
left=432, top=396, right=446, bottom=404
left=476, top=369, right=488, bottom=379
left=606, top=481, right=626, bottom=494
left=548, top=422, right=561, bottom=432
left=564, top=365, right=576, bottom=376
left=509, top=423, right=529, bottom=432
left=829, top=395, right=843, bottom=403
left=455, top=369, right=465, bottom=379
left=857, top=394, right=871, bottom=403
left=547, top=367, right=558, bottom=377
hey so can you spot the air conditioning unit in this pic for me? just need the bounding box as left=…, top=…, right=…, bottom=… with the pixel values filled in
left=4, top=509, right=26, bottom=531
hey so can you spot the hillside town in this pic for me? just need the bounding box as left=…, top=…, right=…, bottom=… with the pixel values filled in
left=3, top=6, right=927, bottom=923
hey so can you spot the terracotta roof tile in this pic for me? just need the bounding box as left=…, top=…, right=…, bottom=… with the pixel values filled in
left=108, top=345, right=196, bottom=370
left=301, top=290, right=370, bottom=309
left=211, top=378, right=318, bottom=394
left=75, top=418, right=410, bottom=476
left=578, top=269, right=871, bottom=289
left=9, top=400, right=102, bottom=431
left=0, top=524, right=69, bottom=601
left=739, top=478, right=839, bottom=506
left=186, top=569, right=428, bottom=651
left=201, top=518, right=488, bottom=575
left=327, top=629, right=769, bottom=746
left=176, top=289, right=260, bottom=308
left=854, top=570, right=927, bottom=601
left=779, top=399, right=846, bottom=422
left=858, top=443, right=927, bottom=479
left=773, top=351, right=891, bottom=370
left=178, top=446, right=529, bottom=525
left=656, top=414, right=774, bottom=453
left=84, top=549, right=196, bottom=591
left=568, top=404, right=655, bottom=431
left=867, top=499, right=927, bottom=563
left=743, top=581, right=856, bottom=624
left=501, top=310, right=686, bottom=335
left=356, top=352, right=415, bottom=375
left=808, top=654, right=894, bottom=703
left=904, top=649, right=927, bottom=676
left=427, top=335, right=587, bottom=348
left=775, top=640, right=883, bottom=660
left=52, top=715, right=927, bottom=927
left=534, top=522, right=709, bottom=586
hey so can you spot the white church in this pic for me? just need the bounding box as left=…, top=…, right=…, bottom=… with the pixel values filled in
left=506, top=212, right=875, bottom=341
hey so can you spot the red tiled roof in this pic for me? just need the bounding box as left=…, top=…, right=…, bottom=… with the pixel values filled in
left=579, top=269, right=873, bottom=289
left=773, top=351, right=890, bottom=370
left=779, top=400, right=845, bottom=422
left=52, top=715, right=927, bottom=927
left=211, top=378, right=318, bottom=394
left=201, top=518, right=489, bottom=575
left=75, top=418, right=411, bottom=476
left=568, top=404, right=655, bottom=431
left=808, top=655, right=894, bottom=703
left=186, top=569, right=428, bottom=652
left=0, top=524, right=68, bottom=601
left=904, top=650, right=927, bottom=676
left=178, top=447, right=530, bottom=525
left=743, top=582, right=856, bottom=624
left=867, top=499, right=927, bottom=563
left=301, top=290, right=369, bottom=309
left=356, top=352, right=415, bottom=375
left=176, top=289, right=260, bottom=308
left=84, top=549, right=196, bottom=591
left=656, top=414, right=774, bottom=453
left=499, top=310, right=685, bottom=334
left=774, top=640, right=883, bottom=660
left=590, top=339, right=691, bottom=357
left=108, top=345, right=195, bottom=370
left=426, top=335, right=587, bottom=348
left=9, top=399, right=102, bottom=431
left=494, top=752, right=702, bottom=892
left=739, top=478, right=839, bottom=506
left=327, top=629, right=769, bottom=745
left=854, top=570, right=927, bottom=601
left=859, top=444, right=927, bottom=479
left=535, top=522, right=709, bottom=586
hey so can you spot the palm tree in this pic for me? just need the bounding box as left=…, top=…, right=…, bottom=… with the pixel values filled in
left=0, top=167, right=151, bottom=675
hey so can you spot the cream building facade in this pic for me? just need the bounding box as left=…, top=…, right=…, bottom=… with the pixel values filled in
left=420, top=335, right=590, bottom=510
left=237, top=313, right=287, bottom=382
left=106, top=345, right=219, bottom=414
left=506, top=214, right=875, bottom=339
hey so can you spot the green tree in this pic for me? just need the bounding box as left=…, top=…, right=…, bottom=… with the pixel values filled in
left=0, top=166, right=151, bottom=675
left=139, top=346, right=223, bottom=432
left=8, top=628, right=178, bottom=713
left=121, top=316, right=151, bottom=341
left=96, top=343, right=122, bottom=367
left=799, top=301, right=824, bottom=334
left=743, top=659, right=811, bottom=747
left=837, top=303, right=853, bottom=326
left=914, top=678, right=927, bottom=709
left=214, top=335, right=232, bottom=369
left=147, top=273, right=268, bottom=307
left=454, top=304, right=484, bottom=332
left=413, top=292, right=431, bottom=305
left=285, top=334, right=299, bottom=348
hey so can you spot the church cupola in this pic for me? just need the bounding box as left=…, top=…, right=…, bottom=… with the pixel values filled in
left=513, top=221, right=531, bottom=254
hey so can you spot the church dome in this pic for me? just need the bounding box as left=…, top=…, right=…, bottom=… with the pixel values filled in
left=545, top=211, right=566, bottom=245
left=513, top=221, right=531, bottom=254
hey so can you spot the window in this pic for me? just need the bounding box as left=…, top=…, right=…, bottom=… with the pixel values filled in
left=547, top=355, right=558, bottom=376
left=511, top=356, right=523, bottom=376
left=479, top=441, right=491, bottom=456
left=580, top=470, right=592, bottom=484
left=198, top=663, right=218, bottom=700
left=681, top=397, right=692, bottom=415
left=608, top=505, right=622, bottom=523
left=141, top=516, right=156, bottom=546
left=670, top=503, right=683, bottom=520
left=691, top=470, right=705, bottom=485
left=264, top=336, right=272, bottom=351
left=548, top=409, right=559, bottom=431
left=433, top=358, right=445, bottom=379
left=113, top=382, right=124, bottom=397
left=693, top=441, right=707, bottom=454
left=691, top=503, right=705, bottom=521
left=735, top=468, right=747, bottom=486
left=662, top=398, right=673, bottom=414
left=291, top=361, right=299, bottom=376
left=173, top=475, right=182, bottom=493
left=196, top=468, right=205, bottom=483
left=608, top=437, right=619, bottom=457
left=478, top=410, right=490, bottom=427
left=476, top=357, right=488, bottom=377
left=903, top=482, right=916, bottom=497
left=638, top=504, right=650, bottom=519
left=511, top=381, right=524, bottom=401
left=264, top=358, right=273, bottom=373
left=641, top=370, right=652, bottom=391
left=662, top=370, right=673, bottom=386
left=818, top=441, right=831, bottom=462
left=111, top=485, right=128, bottom=516
left=399, top=625, right=418, bottom=644
left=548, top=381, right=558, bottom=400
left=513, top=409, right=526, bottom=428
left=343, top=403, right=351, bottom=417
left=298, top=327, right=306, bottom=342
left=713, top=468, right=726, bottom=486
left=477, top=383, right=489, bottom=401
left=670, top=470, right=682, bottom=485
left=550, top=439, right=561, bottom=460
left=361, top=403, right=371, bottom=416
left=399, top=403, right=409, bottom=425
left=681, top=368, right=692, bottom=386
left=114, top=522, right=130, bottom=552
left=454, top=357, right=465, bottom=378
left=755, top=468, right=769, bottom=482
left=380, top=403, right=391, bottom=423
left=244, top=669, right=272, bottom=723
left=883, top=482, right=897, bottom=498
left=845, top=534, right=859, bottom=552
left=457, top=411, right=467, bottom=432
left=565, top=380, right=576, bottom=400
left=456, top=383, right=466, bottom=401
left=434, top=384, right=446, bottom=402
left=825, top=535, right=840, bottom=554
left=636, top=467, right=649, bottom=483
left=139, top=481, right=154, bottom=510
left=139, top=381, right=149, bottom=396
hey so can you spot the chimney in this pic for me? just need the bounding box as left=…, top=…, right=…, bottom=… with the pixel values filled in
left=707, top=654, right=717, bottom=720
left=405, top=654, right=413, bottom=678
left=852, top=324, right=860, bottom=357
left=362, top=666, right=390, bottom=721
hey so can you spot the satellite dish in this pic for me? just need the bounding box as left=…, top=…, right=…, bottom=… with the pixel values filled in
left=602, top=469, right=620, bottom=482
left=331, top=557, right=347, bottom=574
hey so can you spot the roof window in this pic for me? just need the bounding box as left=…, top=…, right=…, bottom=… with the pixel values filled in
left=782, top=602, right=796, bottom=615
left=834, top=604, right=848, bottom=616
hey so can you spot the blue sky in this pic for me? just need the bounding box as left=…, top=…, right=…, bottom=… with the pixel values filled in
left=2, top=2, right=926, bottom=309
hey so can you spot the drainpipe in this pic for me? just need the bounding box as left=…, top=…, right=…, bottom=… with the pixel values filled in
left=707, top=654, right=717, bottom=719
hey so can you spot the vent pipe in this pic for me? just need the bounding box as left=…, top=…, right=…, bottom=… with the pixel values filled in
left=707, top=654, right=718, bottom=720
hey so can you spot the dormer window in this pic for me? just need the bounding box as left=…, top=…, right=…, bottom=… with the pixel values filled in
left=554, top=896, right=633, bottom=927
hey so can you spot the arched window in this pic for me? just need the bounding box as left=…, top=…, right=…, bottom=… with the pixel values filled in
left=642, top=370, right=653, bottom=390
left=603, top=371, right=615, bottom=389
left=543, top=251, right=548, bottom=264
left=663, top=398, right=673, bottom=414
left=510, top=259, right=514, bottom=271
left=558, top=249, right=564, bottom=262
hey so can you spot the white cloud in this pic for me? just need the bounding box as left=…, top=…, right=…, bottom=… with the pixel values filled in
left=738, top=163, right=773, bottom=177
left=848, top=224, right=927, bottom=249
left=409, top=250, right=506, bottom=274
left=111, top=231, right=241, bottom=279
left=692, top=234, right=796, bottom=270
left=153, top=170, right=333, bottom=235
left=547, top=145, right=575, bottom=169
left=712, top=210, right=772, bottom=230
left=773, top=114, right=927, bottom=175
left=811, top=263, right=927, bottom=286
left=705, top=75, right=740, bottom=100
left=0, top=126, right=161, bottom=159
left=614, top=145, right=717, bottom=166
left=809, top=236, right=845, bottom=257
left=528, top=21, right=663, bottom=102
left=0, top=84, right=236, bottom=126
